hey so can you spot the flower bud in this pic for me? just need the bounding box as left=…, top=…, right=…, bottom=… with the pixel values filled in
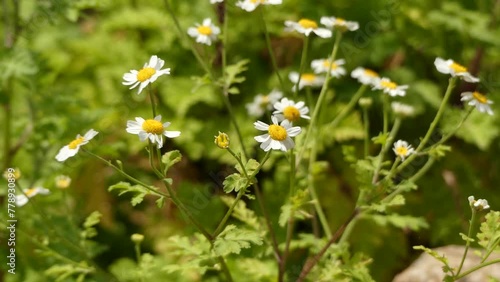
left=55, top=175, right=72, bottom=189
left=214, top=132, right=230, bottom=149
left=131, top=233, right=144, bottom=244
left=358, top=97, right=373, bottom=109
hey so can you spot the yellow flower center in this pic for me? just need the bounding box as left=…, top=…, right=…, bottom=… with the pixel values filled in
left=68, top=136, right=85, bottom=149
left=137, top=67, right=156, bottom=82
left=451, top=62, right=467, bottom=73
left=197, top=26, right=212, bottom=36
left=25, top=188, right=37, bottom=197
left=283, top=106, right=301, bottom=122
left=364, top=69, right=378, bottom=77
left=322, top=60, right=338, bottom=69
left=298, top=19, right=318, bottom=29
left=268, top=124, right=287, bottom=141
left=472, top=91, right=488, bottom=104
left=142, top=119, right=164, bottom=134
left=396, top=147, right=408, bottom=156
left=381, top=80, right=397, bottom=90
left=335, top=18, right=346, bottom=25
left=301, top=73, right=316, bottom=83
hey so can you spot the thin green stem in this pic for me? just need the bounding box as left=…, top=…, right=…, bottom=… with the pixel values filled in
left=395, top=77, right=457, bottom=174
left=455, top=258, right=500, bottom=280
left=259, top=6, right=284, bottom=90
left=382, top=94, right=390, bottom=134
left=428, top=107, right=474, bottom=149
left=222, top=95, right=248, bottom=160
left=363, top=107, right=370, bottom=158
left=329, top=84, right=368, bottom=129
left=148, top=86, right=157, bottom=117
left=212, top=150, right=271, bottom=237
left=84, top=149, right=169, bottom=198
left=296, top=30, right=342, bottom=168
left=217, top=257, right=234, bottom=282
left=457, top=209, right=477, bottom=276
left=294, top=36, right=310, bottom=98
left=372, top=118, right=402, bottom=184
left=163, top=0, right=213, bottom=77
left=307, top=143, right=332, bottom=238
left=3, top=79, right=12, bottom=170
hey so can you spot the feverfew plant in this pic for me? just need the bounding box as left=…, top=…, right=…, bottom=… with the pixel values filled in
left=2, top=2, right=498, bottom=282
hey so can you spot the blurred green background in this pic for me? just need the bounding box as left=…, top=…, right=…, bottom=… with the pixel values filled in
left=1, top=0, right=499, bottom=281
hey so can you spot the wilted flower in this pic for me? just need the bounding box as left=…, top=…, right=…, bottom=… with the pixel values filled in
left=122, top=55, right=171, bottom=94
left=56, top=129, right=99, bottom=162
left=461, top=91, right=494, bottom=116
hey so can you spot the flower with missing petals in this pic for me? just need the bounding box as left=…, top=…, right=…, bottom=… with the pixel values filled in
left=434, top=58, right=479, bottom=83
left=236, top=0, right=281, bottom=12
left=254, top=116, right=301, bottom=151
left=373, top=78, right=408, bottom=97
left=56, top=129, right=99, bottom=162
left=122, top=55, right=171, bottom=94
left=16, top=187, right=50, bottom=207
left=273, top=98, right=310, bottom=123
left=351, top=67, right=379, bottom=86
left=320, top=16, right=359, bottom=32
left=311, top=58, right=346, bottom=78
left=289, top=72, right=325, bottom=91
left=126, top=115, right=180, bottom=149
left=214, top=132, right=230, bottom=149
left=468, top=196, right=490, bottom=211
left=461, top=91, right=494, bottom=115
left=393, top=140, right=415, bottom=161
left=284, top=18, right=332, bottom=38
left=187, top=18, right=220, bottom=46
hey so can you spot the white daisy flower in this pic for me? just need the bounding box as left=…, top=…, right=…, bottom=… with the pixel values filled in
left=246, top=89, right=283, bottom=117
left=289, top=72, right=325, bottom=91
left=56, top=129, right=99, bottom=162
left=320, top=16, right=359, bottom=32
left=187, top=18, right=220, bottom=46
left=284, top=18, right=332, bottom=38
left=393, top=140, right=415, bottom=161
left=55, top=175, right=71, bottom=189
left=16, top=187, right=50, bottom=207
left=126, top=115, right=180, bottom=149
left=373, top=77, right=409, bottom=97
left=460, top=91, right=494, bottom=115
left=273, top=98, right=310, bottom=123
left=254, top=116, right=301, bottom=152
left=468, top=196, right=490, bottom=211
left=122, top=55, right=171, bottom=95
left=391, top=102, right=416, bottom=117
left=434, top=57, right=479, bottom=83
left=236, top=0, right=282, bottom=12
left=351, top=67, right=380, bottom=86
left=211, top=0, right=223, bottom=3
left=311, top=58, right=346, bottom=77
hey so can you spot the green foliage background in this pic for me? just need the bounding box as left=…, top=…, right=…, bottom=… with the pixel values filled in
left=1, top=0, right=499, bottom=281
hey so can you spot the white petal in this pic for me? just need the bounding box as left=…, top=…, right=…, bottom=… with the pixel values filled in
left=164, top=131, right=181, bottom=138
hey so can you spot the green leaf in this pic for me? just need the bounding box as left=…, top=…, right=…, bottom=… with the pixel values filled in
left=342, top=145, right=358, bottom=163
left=235, top=158, right=260, bottom=176
left=161, top=150, right=182, bottom=174
left=459, top=232, right=475, bottom=243
left=372, top=132, right=389, bottom=145
left=278, top=189, right=313, bottom=227
left=366, top=195, right=405, bottom=213
left=212, top=225, right=263, bottom=256
left=81, top=211, right=102, bottom=239
left=223, top=59, right=250, bottom=94
left=220, top=196, right=261, bottom=230
left=429, top=144, right=452, bottom=158
left=413, top=245, right=452, bottom=274
left=222, top=173, right=250, bottom=194
left=109, top=182, right=153, bottom=206
left=478, top=211, right=500, bottom=252
left=163, top=233, right=212, bottom=275
left=369, top=214, right=429, bottom=231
